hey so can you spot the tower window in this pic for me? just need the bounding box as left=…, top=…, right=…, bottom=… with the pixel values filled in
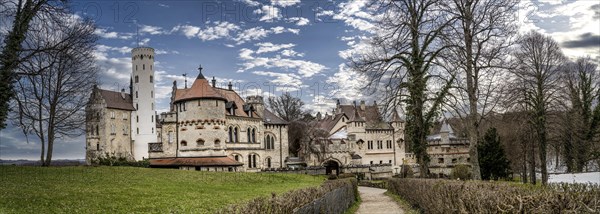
left=136, top=65, right=138, bottom=71
left=151, top=91, right=153, bottom=98
left=181, top=141, right=187, bottom=147
left=135, top=91, right=138, bottom=98
left=135, top=76, right=139, bottom=83
left=150, top=65, right=152, bottom=70
left=151, top=116, right=153, bottom=122
left=196, top=139, right=204, bottom=146
left=143, top=64, right=145, bottom=70
left=136, top=116, right=139, bottom=123
left=136, top=128, right=139, bottom=134
left=150, top=76, right=153, bottom=83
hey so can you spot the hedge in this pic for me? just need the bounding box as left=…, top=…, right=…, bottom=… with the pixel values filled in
left=217, top=177, right=358, bottom=214
left=387, top=178, right=600, bottom=213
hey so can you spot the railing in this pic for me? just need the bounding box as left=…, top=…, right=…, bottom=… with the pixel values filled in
left=148, top=143, right=163, bottom=152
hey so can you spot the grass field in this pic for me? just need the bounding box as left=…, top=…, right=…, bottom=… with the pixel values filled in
left=0, top=166, right=325, bottom=213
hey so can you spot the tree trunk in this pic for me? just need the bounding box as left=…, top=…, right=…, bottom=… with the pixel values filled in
left=529, top=132, right=536, bottom=185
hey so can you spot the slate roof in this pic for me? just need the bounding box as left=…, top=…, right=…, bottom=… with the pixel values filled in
left=337, top=104, right=392, bottom=129
left=263, top=109, right=288, bottom=125
left=96, top=88, right=135, bottom=111
left=149, top=156, right=243, bottom=167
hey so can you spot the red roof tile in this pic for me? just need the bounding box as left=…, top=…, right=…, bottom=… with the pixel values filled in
left=96, top=88, right=135, bottom=111
left=174, top=78, right=226, bottom=102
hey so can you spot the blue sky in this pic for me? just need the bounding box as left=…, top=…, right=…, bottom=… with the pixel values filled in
left=1, top=0, right=599, bottom=160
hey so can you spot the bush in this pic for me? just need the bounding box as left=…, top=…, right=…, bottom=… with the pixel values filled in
left=451, top=164, right=471, bottom=180
left=93, top=153, right=149, bottom=167
left=387, top=178, right=600, bottom=213
left=218, top=178, right=358, bottom=214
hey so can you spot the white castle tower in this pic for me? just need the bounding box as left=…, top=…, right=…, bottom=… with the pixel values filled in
left=130, top=47, right=157, bottom=160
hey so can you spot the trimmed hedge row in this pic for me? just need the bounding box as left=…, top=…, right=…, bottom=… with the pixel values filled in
left=387, top=178, right=600, bottom=213
left=217, top=177, right=358, bottom=214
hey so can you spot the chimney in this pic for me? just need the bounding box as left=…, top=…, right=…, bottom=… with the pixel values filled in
left=360, top=100, right=365, bottom=111
left=211, top=76, right=216, bottom=87
left=228, top=82, right=233, bottom=90
left=120, top=88, right=126, bottom=99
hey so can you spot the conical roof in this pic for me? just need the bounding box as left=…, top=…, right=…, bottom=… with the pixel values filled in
left=173, top=68, right=225, bottom=102
left=440, top=120, right=454, bottom=134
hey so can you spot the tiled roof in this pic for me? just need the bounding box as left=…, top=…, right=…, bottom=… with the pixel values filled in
left=214, top=87, right=259, bottom=118
left=338, top=104, right=391, bottom=129
left=149, top=156, right=243, bottom=166
left=173, top=77, right=226, bottom=102
left=96, top=88, right=135, bottom=111
left=314, top=113, right=347, bottom=133
left=263, top=109, right=288, bottom=125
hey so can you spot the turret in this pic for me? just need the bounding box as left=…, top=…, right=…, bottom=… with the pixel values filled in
left=246, top=95, right=264, bottom=117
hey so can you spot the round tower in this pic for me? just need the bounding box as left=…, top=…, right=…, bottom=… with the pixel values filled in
left=131, top=47, right=157, bottom=160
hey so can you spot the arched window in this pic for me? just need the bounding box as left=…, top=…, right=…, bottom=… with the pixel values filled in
left=266, top=157, right=272, bottom=168
left=181, top=141, right=187, bottom=147
left=234, top=127, right=239, bottom=143
left=214, top=139, right=220, bottom=146
left=265, top=135, right=275, bottom=150
left=252, top=128, right=256, bottom=143
left=247, top=128, right=251, bottom=143
left=196, top=139, right=204, bottom=147
left=228, top=127, right=233, bottom=143
left=247, top=154, right=257, bottom=168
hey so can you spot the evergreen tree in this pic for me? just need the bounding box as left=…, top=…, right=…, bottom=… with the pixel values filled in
left=478, top=128, right=511, bottom=180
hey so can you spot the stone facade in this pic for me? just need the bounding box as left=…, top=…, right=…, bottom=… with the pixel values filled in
left=425, top=121, right=470, bottom=176
left=85, top=88, right=135, bottom=164
left=148, top=68, right=289, bottom=171
left=302, top=101, right=406, bottom=177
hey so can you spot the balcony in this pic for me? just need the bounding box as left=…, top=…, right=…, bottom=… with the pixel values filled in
left=148, top=143, right=163, bottom=152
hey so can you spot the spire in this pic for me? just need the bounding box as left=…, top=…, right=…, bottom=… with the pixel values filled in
left=228, top=81, right=233, bottom=90
left=211, top=76, right=216, bottom=87
left=391, top=109, right=402, bottom=122
left=197, top=64, right=205, bottom=79
left=182, top=73, right=188, bottom=89
left=440, top=120, right=454, bottom=134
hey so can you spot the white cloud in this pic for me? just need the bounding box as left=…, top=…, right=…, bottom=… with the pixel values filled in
left=158, top=3, right=170, bottom=8
left=287, top=17, right=310, bottom=26
left=240, top=0, right=260, bottom=7
left=304, top=95, right=337, bottom=114
left=255, top=5, right=282, bottom=22
left=173, top=22, right=240, bottom=41
left=94, top=28, right=133, bottom=39
left=238, top=45, right=327, bottom=77
left=281, top=49, right=304, bottom=57
left=233, top=26, right=299, bottom=45
left=326, top=64, right=366, bottom=102
left=140, top=24, right=169, bottom=35
left=253, top=71, right=303, bottom=91
left=271, top=0, right=300, bottom=7
left=173, top=25, right=200, bottom=38
left=255, top=42, right=295, bottom=54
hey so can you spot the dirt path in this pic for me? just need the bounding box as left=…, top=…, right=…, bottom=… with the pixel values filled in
left=355, top=186, right=404, bottom=214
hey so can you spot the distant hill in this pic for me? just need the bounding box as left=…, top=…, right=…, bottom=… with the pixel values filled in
left=0, top=159, right=85, bottom=166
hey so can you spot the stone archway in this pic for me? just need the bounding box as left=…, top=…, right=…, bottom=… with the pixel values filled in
left=323, top=159, right=340, bottom=175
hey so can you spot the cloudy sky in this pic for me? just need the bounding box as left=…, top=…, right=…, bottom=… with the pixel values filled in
left=0, top=0, right=598, bottom=160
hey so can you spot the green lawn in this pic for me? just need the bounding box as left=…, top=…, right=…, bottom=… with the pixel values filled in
left=0, top=166, right=325, bottom=213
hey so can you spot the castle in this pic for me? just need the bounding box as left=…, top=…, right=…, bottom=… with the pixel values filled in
left=85, top=46, right=468, bottom=176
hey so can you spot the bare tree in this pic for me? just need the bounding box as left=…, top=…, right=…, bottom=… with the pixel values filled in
left=440, top=0, right=518, bottom=180
left=11, top=18, right=97, bottom=166
left=0, top=0, right=70, bottom=129
left=350, top=0, right=455, bottom=177
left=510, top=31, right=565, bottom=185
left=560, top=57, right=600, bottom=172
left=267, top=92, right=313, bottom=156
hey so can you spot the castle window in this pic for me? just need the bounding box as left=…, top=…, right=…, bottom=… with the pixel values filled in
left=122, top=113, right=127, bottom=120
left=136, top=103, right=138, bottom=110
left=247, top=128, right=251, bottom=143
left=96, top=126, right=99, bottom=135
left=135, top=91, right=138, bottom=98
left=386, top=140, right=392, bottom=149
left=196, top=139, right=204, bottom=147
left=96, top=143, right=99, bottom=151
left=389, top=160, right=392, bottom=164
left=377, top=141, right=383, bottom=149
left=214, top=139, right=220, bottom=146
left=135, top=75, right=139, bottom=83
left=265, top=135, right=275, bottom=150
left=380, top=160, right=383, bottom=164
left=137, top=128, right=139, bottom=134
left=151, top=91, right=153, bottom=98
left=110, top=124, right=116, bottom=134
left=167, top=131, right=173, bottom=143
left=136, top=65, right=138, bottom=71
left=228, top=127, right=233, bottom=143
left=367, top=141, right=373, bottom=150
left=370, top=161, right=373, bottom=165
left=151, top=116, right=153, bottom=122
left=266, top=157, right=271, bottom=168
left=150, top=75, right=153, bottom=83
left=438, top=158, right=444, bottom=164
left=150, top=65, right=152, bottom=70
left=247, top=154, right=257, bottom=168
left=152, top=127, right=154, bottom=133
left=234, top=127, right=239, bottom=143
left=181, top=141, right=187, bottom=147
left=143, top=64, right=145, bottom=70
left=110, top=111, right=115, bottom=119
left=152, top=103, right=155, bottom=110
left=216, top=100, right=218, bottom=106
left=252, top=128, right=256, bottom=143
left=136, top=116, right=139, bottom=123
left=234, top=155, right=239, bottom=162
left=198, top=100, right=201, bottom=106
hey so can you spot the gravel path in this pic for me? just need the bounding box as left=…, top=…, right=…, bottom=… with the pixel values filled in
left=356, top=186, right=405, bottom=214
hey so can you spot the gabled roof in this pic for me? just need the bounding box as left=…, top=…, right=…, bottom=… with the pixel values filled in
left=95, top=88, right=135, bottom=111
left=173, top=74, right=226, bottom=102
left=263, top=109, right=288, bottom=125
left=214, top=87, right=259, bottom=118
left=338, top=104, right=391, bottom=129
left=315, top=113, right=348, bottom=133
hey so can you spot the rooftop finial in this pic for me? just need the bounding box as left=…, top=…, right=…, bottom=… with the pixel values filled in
left=197, top=64, right=205, bottom=79
left=182, top=73, right=188, bottom=89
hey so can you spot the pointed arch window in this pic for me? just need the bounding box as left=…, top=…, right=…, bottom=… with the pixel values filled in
left=247, top=128, right=251, bottom=143
left=234, top=127, right=239, bottom=143
left=228, top=127, right=233, bottom=143
left=252, top=128, right=256, bottom=143
left=265, top=135, right=275, bottom=150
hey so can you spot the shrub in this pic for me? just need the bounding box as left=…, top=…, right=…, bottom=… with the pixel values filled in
left=451, top=164, right=471, bottom=180
left=218, top=178, right=358, bottom=214
left=93, top=153, right=149, bottom=167
left=387, top=178, right=600, bottom=213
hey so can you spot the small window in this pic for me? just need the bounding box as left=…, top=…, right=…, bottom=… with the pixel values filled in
left=438, top=158, right=444, bottom=164
left=197, top=139, right=205, bottom=147
left=136, top=116, right=139, bottom=123
left=136, top=128, right=139, bottom=134
left=151, top=116, right=153, bottom=122
left=151, top=91, right=153, bottom=98
left=110, top=111, right=115, bottom=119
left=370, top=161, right=373, bottom=165
left=379, top=160, right=383, bottom=164
left=181, top=141, right=187, bottom=146
left=152, top=127, right=154, bottom=133
left=135, top=91, right=138, bottom=98
left=152, top=103, right=154, bottom=110
left=168, top=131, right=173, bottom=143
left=215, top=139, right=220, bottom=146
left=136, top=103, right=138, bottom=110
left=150, top=65, right=153, bottom=70
left=135, top=76, right=139, bottom=83
left=150, top=75, right=153, bottom=83
left=135, top=65, right=138, bottom=71
left=96, top=143, right=100, bottom=150
left=143, top=64, right=145, bottom=70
